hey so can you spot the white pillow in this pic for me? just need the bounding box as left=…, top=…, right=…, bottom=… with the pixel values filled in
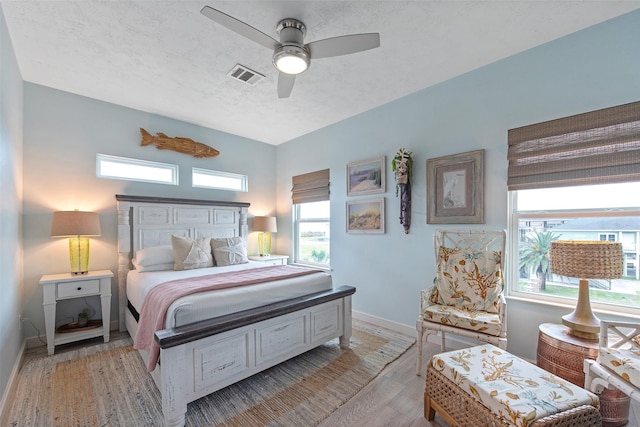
left=171, top=235, right=214, bottom=271
left=211, top=237, right=248, bottom=267
left=132, top=245, right=174, bottom=272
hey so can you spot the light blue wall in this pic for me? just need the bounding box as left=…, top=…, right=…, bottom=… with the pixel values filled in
left=276, top=9, right=640, bottom=359
left=3, top=8, right=640, bottom=408
left=20, top=84, right=278, bottom=344
left=0, top=5, right=23, bottom=408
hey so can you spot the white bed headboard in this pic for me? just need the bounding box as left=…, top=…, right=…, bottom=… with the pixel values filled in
left=115, top=194, right=250, bottom=331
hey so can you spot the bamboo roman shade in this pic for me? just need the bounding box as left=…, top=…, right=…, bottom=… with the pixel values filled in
left=507, top=101, right=640, bottom=191
left=291, top=169, right=330, bottom=204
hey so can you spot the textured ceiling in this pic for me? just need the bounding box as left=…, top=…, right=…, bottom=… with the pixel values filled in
left=2, top=1, right=639, bottom=145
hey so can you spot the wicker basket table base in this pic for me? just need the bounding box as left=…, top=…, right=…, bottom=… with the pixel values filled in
left=424, top=365, right=602, bottom=427
left=537, top=323, right=630, bottom=427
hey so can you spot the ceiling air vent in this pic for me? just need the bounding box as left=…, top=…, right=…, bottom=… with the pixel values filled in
left=227, top=64, right=265, bottom=86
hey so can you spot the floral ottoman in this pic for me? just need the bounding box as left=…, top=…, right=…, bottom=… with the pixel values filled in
left=425, top=344, right=602, bottom=427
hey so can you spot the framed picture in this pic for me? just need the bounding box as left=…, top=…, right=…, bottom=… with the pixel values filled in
left=346, top=156, right=385, bottom=196
left=346, top=197, right=385, bottom=234
left=427, top=149, right=484, bottom=224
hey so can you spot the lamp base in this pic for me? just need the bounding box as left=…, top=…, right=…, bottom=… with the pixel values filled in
left=69, top=237, right=90, bottom=276
left=258, top=232, right=272, bottom=257
left=562, top=278, right=600, bottom=341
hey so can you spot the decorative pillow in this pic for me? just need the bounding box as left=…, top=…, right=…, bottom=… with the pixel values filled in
left=132, top=245, right=175, bottom=272
left=211, top=237, right=248, bottom=267
left=134, top=262, right=175, bottom=272
left=171, top=235, right=214, bottom=271
left=434, top=246, right=503, bottom=313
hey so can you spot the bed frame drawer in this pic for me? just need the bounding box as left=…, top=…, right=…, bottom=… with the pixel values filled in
left=311, top=299, right=342, bottom=344
left=193, top=330, right=253, bottom=393
left=256, top=312, right=309, bottom=366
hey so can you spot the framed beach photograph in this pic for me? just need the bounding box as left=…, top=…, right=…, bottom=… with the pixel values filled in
left=346, top=157, right=385, bottom=196
left=346, top=197, right=385, bottom=234
left=427, top=149, right=484, bottom=224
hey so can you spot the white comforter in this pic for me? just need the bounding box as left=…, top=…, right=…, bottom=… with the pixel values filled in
left=127, top=261, right=332, bottom=329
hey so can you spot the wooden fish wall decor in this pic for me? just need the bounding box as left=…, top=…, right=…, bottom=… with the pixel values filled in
left=140, top=128, right=220, bottom=158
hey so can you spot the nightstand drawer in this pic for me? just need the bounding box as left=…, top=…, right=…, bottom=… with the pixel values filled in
left=262, top=259, right=286, bottom=266
left=57, top=279, right=100, bottom=298
left=248, top=255, right=288, bottom=265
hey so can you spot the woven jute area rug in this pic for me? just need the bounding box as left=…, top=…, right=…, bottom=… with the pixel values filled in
left=7, top=320, right=414, bottom=426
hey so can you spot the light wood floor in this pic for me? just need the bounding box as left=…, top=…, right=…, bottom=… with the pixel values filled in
left=10, top=330, right=444, bottom=427
left=318, top=338, right=446, bottom=427
left=321, top=338, right=640, bottom=427
left=11, top=331, right=639, bottom=427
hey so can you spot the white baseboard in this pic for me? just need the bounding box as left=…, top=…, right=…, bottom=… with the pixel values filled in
left=353, top=310, right=415, bottom=337
left=352, top=312, right=537, bottom=362
left=353, top=310, right=470, bottom=349
left=0, top=340, right=26, bottom=426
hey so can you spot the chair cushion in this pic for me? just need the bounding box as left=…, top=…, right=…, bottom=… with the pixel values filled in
left=434, top=246, right=503, bottom=313
left=432, top=344, right=600, bottom=427
left=423, top=303, right=503, bottom=337
left=599, top=346, right=640, bottom=389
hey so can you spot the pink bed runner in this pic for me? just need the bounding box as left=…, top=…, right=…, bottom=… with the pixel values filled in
left=133, top=265, right=324, bottom=371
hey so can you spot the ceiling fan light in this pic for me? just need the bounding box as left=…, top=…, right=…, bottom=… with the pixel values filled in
left=273, top=45, right=309, bottom=75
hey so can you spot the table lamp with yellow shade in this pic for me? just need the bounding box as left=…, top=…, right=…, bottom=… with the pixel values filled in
left=550, top=240, right=623, bottom=341
left=50, top=210, right=101, bottom=275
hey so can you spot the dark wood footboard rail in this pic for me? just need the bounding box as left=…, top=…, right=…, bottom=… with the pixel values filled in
left=155, top=285, right=356, bottom=349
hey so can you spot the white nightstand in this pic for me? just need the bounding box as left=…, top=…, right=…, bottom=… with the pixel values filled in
left=248, top=255, right=289, bottom=266
left=40, top=270, right=113, bottom=355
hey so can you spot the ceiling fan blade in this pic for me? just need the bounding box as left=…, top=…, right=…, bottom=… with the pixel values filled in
left=307, top=33, right=380, bottom=59
left=200, top=6, right=280, bottom=51
left=277, top=73, right=296, bottom=98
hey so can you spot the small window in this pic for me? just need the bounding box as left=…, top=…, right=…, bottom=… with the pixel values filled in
left=192, top=168, right=248, bottom=192
left=96, top=154, right=178, bottom=185
left=293, top=200, right=330, bottom=267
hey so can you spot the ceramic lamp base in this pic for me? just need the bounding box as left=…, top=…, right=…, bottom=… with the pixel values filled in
left=258, top=232, right=272, bottom=257
left=562, top=278, right=600, bottom=341
left=69, top=237, right=90, bottom=275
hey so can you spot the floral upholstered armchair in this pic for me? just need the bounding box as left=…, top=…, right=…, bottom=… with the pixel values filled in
left=584, top=320, right=640, bottom=404
left=416, top=229, right=507, bottom=375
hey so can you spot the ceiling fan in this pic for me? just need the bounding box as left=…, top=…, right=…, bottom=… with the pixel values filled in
left=200, top=6, right=380, bottom=98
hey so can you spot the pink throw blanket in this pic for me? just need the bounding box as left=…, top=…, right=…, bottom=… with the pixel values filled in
left=133, top=265, right=323, bottom=371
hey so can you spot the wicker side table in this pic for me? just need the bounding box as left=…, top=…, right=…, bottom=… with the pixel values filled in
left=537, top=323, right=630, bottom=427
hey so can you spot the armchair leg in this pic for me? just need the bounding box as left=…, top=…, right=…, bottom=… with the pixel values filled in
left=441, top=332, right=446, bottom=352
left=416, top=320, right=424, bottom=376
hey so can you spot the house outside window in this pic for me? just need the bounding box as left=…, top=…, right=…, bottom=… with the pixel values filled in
left=599, top=234, right=616, bottom=242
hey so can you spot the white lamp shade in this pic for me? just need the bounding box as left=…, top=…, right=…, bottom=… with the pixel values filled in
left=51, top=211, right=101, bottom=237
left=253, top=216, right=277, bottom=233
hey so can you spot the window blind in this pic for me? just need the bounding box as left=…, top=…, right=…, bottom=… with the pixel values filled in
left=291, top=169, right=330, bottom=204
left=507, top=101, right=640, bottom=191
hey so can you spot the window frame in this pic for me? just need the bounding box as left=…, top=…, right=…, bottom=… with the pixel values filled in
left=96, top=153, right=178, bottom=185
left=292, top=200, right=330, bottom=268
left=508, top=191, right=640, bottom=316
left=192, top=167, right=248, bottom=192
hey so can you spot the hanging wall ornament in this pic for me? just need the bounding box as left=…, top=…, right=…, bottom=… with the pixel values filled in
left=392, top=148, right=413, bottom=234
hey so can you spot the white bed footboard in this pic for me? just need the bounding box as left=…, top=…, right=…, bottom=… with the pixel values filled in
left=153, top=286, right=355, bottom=426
